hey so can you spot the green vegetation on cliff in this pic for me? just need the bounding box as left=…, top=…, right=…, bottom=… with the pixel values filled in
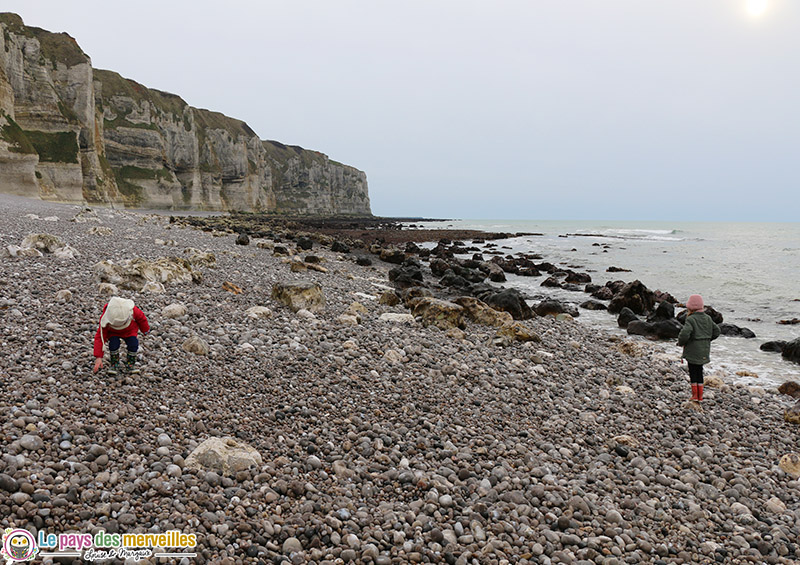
left=113, top=165, right=174, bottom=205
left=24, top=130, right=79, bottom=163
left=1, top=13, right=87, bottom=68
left=0, top=112, right=78, bottom=163
left=0, top=112, right=36, bottom=154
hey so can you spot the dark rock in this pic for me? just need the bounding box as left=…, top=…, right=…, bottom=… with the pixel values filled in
left=617, top=307, right=640, bottom=329
left=535, top=299, right=579, bottom=317
left=541, top=275, right=563, bottom=288
left=648, top=301, right=675, bottom=322
left=273, top=245, right=289, bottom=256
left=355, top=256, right=372, bottom=267
left=484, top=289, right=534, bottom=320
left=719, top=323, right=756, bottom=338
left=518, top=267, right=542, bottom=277
left=296, top=236, right=313, bottom=250
left=439, top=270, right=471, bottom=289
left=627, top=319, right=682, bottom=340
left=452, top=265, right=486, bottom=284
left=580, top=300, right=607, bottom=311
left=783, top=338, right=800, bottom=365
left=778, top=381, right=800, bottom=399
left=652, top=319, right=683, bottom=339
left=405, top=242, right=421, bottom=254
left=330, top=241, right=350, bottom=253
left=486, top=264, right=506, bottom=283
left=0, top=473, right=19, bottom=493
left=565, top=271, right=591, bottom=284
left=388, top=266, right=424, bottom=289
left=585, top=284, right=601, bottom=294
left=379, top=248, right=406, bottom=264
left=591, top=286, right=614, bottom=301
left=608, top=280, right=655, bottom=315
left=429, top=258, right=452, bottom=277
left=235, top=233, right=250, bottom=246
left=760, top=341, right=787, bottom=353
left=654, top=290, right=678, bottom=304
left=627, top=320, right=654, bottom=337
left=401, top=287, right=434, bottom=308
left=304, top=255, right=321, bottom=264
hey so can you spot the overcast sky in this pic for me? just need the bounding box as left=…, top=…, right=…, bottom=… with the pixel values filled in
left=4, top=1, right=798, bottom=221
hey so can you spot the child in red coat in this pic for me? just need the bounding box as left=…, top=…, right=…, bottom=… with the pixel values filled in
left=92, top=296, right=150, bottom=375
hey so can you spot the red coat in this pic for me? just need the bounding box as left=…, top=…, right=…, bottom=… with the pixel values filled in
left=93, top=305, right=150, bottom=357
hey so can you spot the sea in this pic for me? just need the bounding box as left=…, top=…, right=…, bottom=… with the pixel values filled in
left=408, top=220, right=800, bottom=387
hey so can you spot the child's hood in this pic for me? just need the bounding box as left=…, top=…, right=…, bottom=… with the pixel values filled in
left=101, top=296, right=135, bottom=329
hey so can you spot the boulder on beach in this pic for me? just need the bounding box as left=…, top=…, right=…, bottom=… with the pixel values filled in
left=271, top=281, right=326, bottom=313
left=627, top=319, right=682, bottom=340
left=719, top=323, right=756, bottom=339
left=379, top=313, right=416, bottom=324
left=182, top=336, right=210, bottom=355
left=411, top=297, right=465, bottom=330
left=617, top=307, right=640, bottom=329
left=94, top=257, right=202, bottom=291
left=379, top=247, right=405, bottom=264
left=162, top=303, right=187, bottom=319
left=580, top=300, right=608, bottom=311
left=481, top=288, right=534, bottom=320
left=20, top=233, right=67, bottom=253
left=779, top=453, right=800, bottom=477
left=760, top=340, right=787, bottom=354
left=535, top=299, right=579, bottom=318
left=454, top=296, right=514, bottom=327
left=185, top=437, right=263, bottom=475
left=781, top=338, right=800, bottom=365
left=495, top=321, right=541, bottom=344
left=246, top=306, right=273, bottom=319
left=784, top=400, right=800, bottom=424
left=608, top=280, right=655, bottom=315
left=778, top=381, right=800, bottom=399
left=388, top=265, right=424, bottom=289
left=647, top=301, right=675, bottom=322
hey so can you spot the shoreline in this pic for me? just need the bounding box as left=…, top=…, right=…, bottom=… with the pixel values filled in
left=2, top=195, right=800, bottom=564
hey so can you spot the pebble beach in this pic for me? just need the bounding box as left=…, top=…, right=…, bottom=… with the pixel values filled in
left=3, top=193, right=800, bottom=565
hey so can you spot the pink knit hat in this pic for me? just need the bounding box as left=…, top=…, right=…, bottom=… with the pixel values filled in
left=686, top=294, right=704, bottom=312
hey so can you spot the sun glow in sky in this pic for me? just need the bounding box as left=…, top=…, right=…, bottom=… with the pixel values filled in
left=746, top=0, right=769, bottom=17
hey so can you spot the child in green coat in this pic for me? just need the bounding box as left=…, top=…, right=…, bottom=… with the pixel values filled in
left=677, top=294, right=721, bottom=402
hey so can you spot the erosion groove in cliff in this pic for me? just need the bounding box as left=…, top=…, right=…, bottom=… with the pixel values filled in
left=0, top=13, right=370, bottom=215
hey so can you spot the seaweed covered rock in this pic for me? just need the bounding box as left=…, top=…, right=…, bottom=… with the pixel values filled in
left=411, top=298, right=465, bottom=330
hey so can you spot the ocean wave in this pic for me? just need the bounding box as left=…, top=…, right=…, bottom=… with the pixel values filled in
left=568, top=229, right=684, bottom=242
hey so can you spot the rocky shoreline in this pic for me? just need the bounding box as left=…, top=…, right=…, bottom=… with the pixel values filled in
left=3, top=194, right=800, bottom=565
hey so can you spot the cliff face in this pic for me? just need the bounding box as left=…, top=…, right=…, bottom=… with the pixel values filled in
left=0, top=13, right=371, bottom=214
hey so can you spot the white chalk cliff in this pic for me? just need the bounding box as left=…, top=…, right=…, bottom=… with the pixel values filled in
left=0, top=13, right=371, bottom=214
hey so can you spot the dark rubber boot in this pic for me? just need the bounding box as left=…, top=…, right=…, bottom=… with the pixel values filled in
left=107, top=351, right=120, bottom=376
left=125, top=351, right=140, bottom=374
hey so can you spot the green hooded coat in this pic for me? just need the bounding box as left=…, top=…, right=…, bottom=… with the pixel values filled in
left=677, top=311, right=721, bottom=365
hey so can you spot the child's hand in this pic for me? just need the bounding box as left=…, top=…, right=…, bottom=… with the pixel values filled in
left=93, top=358, right=103, bottom=373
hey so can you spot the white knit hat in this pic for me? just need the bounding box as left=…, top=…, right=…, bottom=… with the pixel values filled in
left=100, top=296, right=135, bottom=330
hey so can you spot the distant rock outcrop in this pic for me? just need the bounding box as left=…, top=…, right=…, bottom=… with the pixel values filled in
left=0, top=13, right=371, bottom=214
